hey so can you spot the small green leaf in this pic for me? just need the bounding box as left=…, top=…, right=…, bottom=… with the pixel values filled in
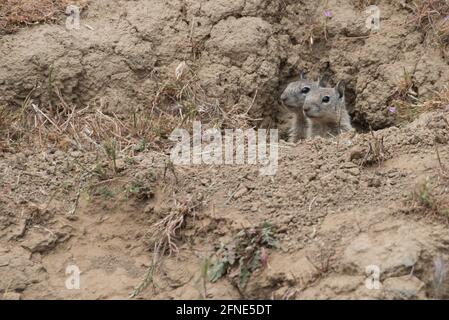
left=249, top=249, right=261, bottom=271
left=208, top=261, right=228, bottom=283
left=239, top=264, right=250, bottom=289
left=261, top=223, right=280, bottom=248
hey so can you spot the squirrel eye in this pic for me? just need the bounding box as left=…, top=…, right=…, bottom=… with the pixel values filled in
left=322, top=96, right=330, bottom=103
left=301, top=87, right=310, bottom=94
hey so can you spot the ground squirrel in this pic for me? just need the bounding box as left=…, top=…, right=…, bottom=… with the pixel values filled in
left=303, top=80, right=354, bottom=138
left=280, top=73, right=322, bottom=142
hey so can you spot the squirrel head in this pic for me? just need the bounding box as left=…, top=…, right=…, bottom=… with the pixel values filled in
left=303, top=80, right=346, bottom=123
left=280, top=72, right=323, bottom=112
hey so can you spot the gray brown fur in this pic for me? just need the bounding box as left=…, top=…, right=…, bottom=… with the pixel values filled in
left=303, top=80, right=354, bottom=138
left=280, top=73, right=321, bottom=142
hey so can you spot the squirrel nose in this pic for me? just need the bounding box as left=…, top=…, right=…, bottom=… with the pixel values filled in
left=303, top=105, right=310, bottom=112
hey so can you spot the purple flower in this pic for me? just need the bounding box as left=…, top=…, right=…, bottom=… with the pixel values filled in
left=324, top=10, right=332, bottom=18
left=445, top=15, right=449, bottom=21
left=388, top=106, right=397, bottom=114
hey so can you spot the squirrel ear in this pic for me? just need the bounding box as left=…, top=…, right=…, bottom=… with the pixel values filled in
left=335, top=80, right=345, bottom=98
left=317, top=76, right=325, bottom=87
left=299, top=72, right=306, bottom=80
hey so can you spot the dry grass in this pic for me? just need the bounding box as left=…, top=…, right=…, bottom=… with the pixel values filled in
left=388, top=68, right=449, bottom=124
left=407, top=177, right=449, bottom=221
left=350, top=0, right=379, bottom=10
left=412, top=0, right=449, bottom=28
left=130, top=197, right=201, bottom=297
left=300, top=16, right=327, bottom=46
left=358, top=130, right=391, bottom=167
left=285, top=1, right=332, bottom=46
left=388, top=82, right=449, bottom=125
left=299, top=7, right=333, bottom=46
left=411, top=0, right=449, bottom=56
left=416, top=85, right=449, bottom=111
left=405, top=147, right=449, bottom=221
left=0, top=90, right=174, bottom=153
left=387, top=68, right=420, bottom=124
left=0, top=61, right=256, bottom=156
left=145, top=197, right=200, bottom=257
left=0, top=0, right=89, bottom=33
left=147, top=64, right=252, bottom=131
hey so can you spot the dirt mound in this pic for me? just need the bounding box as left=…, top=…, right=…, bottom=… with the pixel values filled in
left=147, top=111, right=448, bottom=299
left=1, top=111, right=448, bottom=299
left=2, top=0, right=449, bottom=132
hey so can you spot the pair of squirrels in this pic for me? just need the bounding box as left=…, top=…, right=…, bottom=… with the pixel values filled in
left=281, top=73, right=354, bottom=142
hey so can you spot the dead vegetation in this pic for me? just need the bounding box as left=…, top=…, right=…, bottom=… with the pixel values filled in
left=406, top=176, right=449, bottom=222
left=384, top=1, right=449, bottom=122
left=387, top=68, right=420, bottom=124
left=149, top=62, right=256, bottom=132
left=298, top=6, right=333, bottom=47
left=416, top=86, right=449, bottom=112
left=411, top=0, right=449, bottom=31
left=354, top=130, right=391, bottom=167
left=388, top=71, right=449, bottom=124
left=146, top=197, right=200, bottom=256
left=126, top=171, right=156, bottom=200
left=131, top=197, right=201, bottom=297
left=0, top=60, right=256, bottom=157
left=0, top=93, right=163, bottom=153
left=300, top=15, right=328, bottom=46
left=351, top=0, right=380, bottom=10
left=411, top=0, right=449, bottom=57
left=0, top=0, right=89, bottom=34
left=207, top=224, right=280, bottom=294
